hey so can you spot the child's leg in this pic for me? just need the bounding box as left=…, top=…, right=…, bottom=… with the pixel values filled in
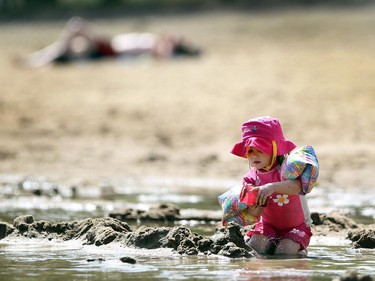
left=275, top=223, right=312, bottom=256
left=247, top=234, right=273, bottom=254
left=274, top=238, right=301, bottom=255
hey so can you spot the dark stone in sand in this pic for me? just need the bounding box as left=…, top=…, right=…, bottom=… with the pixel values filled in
left=87, top=258, right=105, bottom=263
left=347, top=228, right=375, bottom=249
left=120, top=256, right=137, bottom=264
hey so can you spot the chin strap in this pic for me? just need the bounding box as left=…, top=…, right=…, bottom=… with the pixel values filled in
left=263, top=141, right=277, bottom=171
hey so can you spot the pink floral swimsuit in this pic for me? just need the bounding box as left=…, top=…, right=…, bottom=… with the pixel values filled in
left=244, top=165, right=313, bottom=249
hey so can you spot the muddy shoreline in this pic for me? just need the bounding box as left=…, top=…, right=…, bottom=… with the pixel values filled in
left=1, top=189, right=374, bottom=281
left=1, top=209, right=374, bottom=258
left=1, top=176, right=374, bottom=256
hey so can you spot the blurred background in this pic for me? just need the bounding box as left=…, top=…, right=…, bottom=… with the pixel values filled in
left=1, top=4, right=375, bottom=280
left=1, top=0, right=375, bottom=189
left=1, top=0, right=373, bottom=17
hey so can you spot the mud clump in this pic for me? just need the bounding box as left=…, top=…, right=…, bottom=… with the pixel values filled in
left=124, top=226, right=171, bottom=249
left=0, top=221, right=15, bottom=239
left=332, top=270, right=373, bottom=281
left=311, top=211, right=359, bottom=234
left=109, top=203, right=221, bottom=223
left=1, top=211, right=373, bottom=259
left=311, top=211, right=375, bottom=249
left=347, top=228, right=375, bottom=249
left=110, top=203, right=181, bottom=222
left=84, top=217, right=132, bottom=246
left=8, top=215, right=132, bottom=243
left=0, top=215, right=255, bottom=258
left=210, top=223, right=255, bottom=258
left=123, top=223, right=253, bottom=258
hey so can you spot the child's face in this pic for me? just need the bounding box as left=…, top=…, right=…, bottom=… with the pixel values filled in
left=247, top=146, right=272, bottom=170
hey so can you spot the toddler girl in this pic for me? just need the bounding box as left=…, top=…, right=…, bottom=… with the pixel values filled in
left=231, top=116, right=318, bottom=256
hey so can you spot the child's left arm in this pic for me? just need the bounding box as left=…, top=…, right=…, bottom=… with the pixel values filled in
left=254, top=179, right=302, bottom=206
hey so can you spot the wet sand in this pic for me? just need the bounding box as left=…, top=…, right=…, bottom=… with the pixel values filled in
left=1, top=8, right=375, bottom=189
left=1, top=210, right=374, bottom=258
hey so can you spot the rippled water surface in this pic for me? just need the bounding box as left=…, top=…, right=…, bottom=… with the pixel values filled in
left=0, top=176, right=374, bottom=280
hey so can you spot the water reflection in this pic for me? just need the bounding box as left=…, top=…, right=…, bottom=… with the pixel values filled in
left=236, top=255, right=315, bottom=280
left=0, top=240, right=374, bottom=281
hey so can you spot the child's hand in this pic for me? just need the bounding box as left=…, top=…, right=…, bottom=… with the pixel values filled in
left=254, top=183, right=274, bottom=206
left=240, top=183, right=258, bottom=206
left=248, top=204, right=264, bottom=217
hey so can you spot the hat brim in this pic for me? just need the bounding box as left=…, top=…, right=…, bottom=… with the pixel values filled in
left=231, top=137, right=297, bottom=158
left=231, top=137, right=272, bottom=158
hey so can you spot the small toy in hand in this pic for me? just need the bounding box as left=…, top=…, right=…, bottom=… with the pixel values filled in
left=240, top=183, right=268, bottom=207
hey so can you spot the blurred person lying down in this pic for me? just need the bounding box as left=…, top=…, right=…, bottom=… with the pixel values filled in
left=21, top=16, right=202, bottom=68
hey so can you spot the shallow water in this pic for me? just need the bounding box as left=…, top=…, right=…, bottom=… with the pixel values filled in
left=0, top=176, right=374, bottom=280
left=0, top=240, right=374, bottom=281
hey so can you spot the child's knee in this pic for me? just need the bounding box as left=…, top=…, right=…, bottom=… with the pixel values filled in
left=274, top=238, right=301, bottom=255
left=246, top=234, right=272, bottom=254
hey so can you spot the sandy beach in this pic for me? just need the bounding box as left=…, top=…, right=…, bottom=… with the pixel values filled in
left=1, top=7, right=375, bottom=189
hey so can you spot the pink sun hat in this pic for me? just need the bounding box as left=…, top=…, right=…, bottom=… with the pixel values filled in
left=231, top=117, right=297, bottom=158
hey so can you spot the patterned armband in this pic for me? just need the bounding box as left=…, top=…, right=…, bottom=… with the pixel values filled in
left=281, top=145, right=319, bottom=194
left=218, top=185, right=259, bottom=226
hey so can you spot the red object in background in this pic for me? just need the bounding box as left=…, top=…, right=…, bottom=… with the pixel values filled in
left=240, top=184, right=259, bottom=206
